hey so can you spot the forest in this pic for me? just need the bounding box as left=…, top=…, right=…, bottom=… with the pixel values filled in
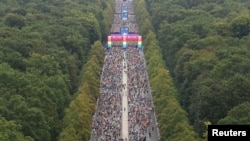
left=145, top=0, right=250, bottom=138
left=0, top=0, right=113, bottom=140
left=0, top=0, right=249, bottom=141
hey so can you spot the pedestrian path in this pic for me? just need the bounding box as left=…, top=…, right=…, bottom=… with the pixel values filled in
left=122, top=51, right=129, bottom=140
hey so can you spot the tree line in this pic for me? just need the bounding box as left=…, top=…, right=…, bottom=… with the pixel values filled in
left=145, top=0, right=250, bottom=138
left=58, top=41, right=105, bottom=141
left=134, top=0, right=201, bottom=140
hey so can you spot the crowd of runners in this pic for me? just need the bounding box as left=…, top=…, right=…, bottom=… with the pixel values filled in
left=91, top=47, right=123, bottom=141
left=126, top=47, right=155, bottom=141
left=90, top=0, right=159, bottom=140
left=90, top=46, right=159, bottom=141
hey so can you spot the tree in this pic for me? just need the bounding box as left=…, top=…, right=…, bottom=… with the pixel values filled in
left=218, top=102, right=250, bottom=124
left=0, top=116, right=33, bottom=141
left=81, top=13, right=101, bottom=44
left=59, top=87, right=92, bottom=141
left=230, top=14, right=250, bottom=38
left=4, top=13, right=25, bottom=29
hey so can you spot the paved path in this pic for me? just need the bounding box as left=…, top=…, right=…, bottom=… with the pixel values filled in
left=122, top=51, right=129, bottom=140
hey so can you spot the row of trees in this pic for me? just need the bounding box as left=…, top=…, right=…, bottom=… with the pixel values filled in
left=134, top=0, right=201, bottom=140
left=0, top=0, right=113, bottom=140
left=58, top=41, right=105, bottom=141
left=145, top=0, right=250, bottom=137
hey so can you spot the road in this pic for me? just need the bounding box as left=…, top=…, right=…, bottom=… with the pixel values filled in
left=122, top=51, right=129, bottom=140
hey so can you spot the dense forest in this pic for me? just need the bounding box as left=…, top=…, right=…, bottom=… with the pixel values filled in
left=145, top=0, right=250, bottom=138
left=0, top=0, right=113, bottom=140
